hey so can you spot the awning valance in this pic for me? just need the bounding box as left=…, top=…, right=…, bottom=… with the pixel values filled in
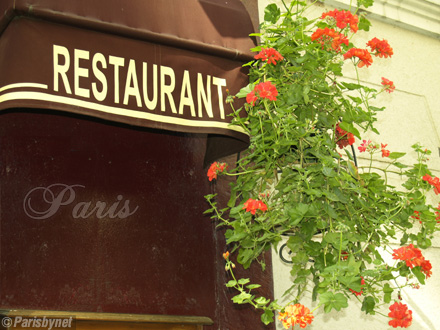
left=0, top=0, right=256, bottom=161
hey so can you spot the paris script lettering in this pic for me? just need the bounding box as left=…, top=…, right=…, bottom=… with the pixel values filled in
left=23, top=184, right=139, bottom=220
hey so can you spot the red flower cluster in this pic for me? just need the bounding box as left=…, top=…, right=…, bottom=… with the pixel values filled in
left=207, top=162, right=227, bottom=181
left=367, top=37, right=394, bottom=58
left=358, top=139, right=372, bottom=153
left=254, top=47, right=284, bottom=65
left=388, top=302, right=413, bottom=328
left=321, top=9, right=358, bottom=32
left=311, top=28, right=349, bottom=52
left=381, top=77, right=396, bottom=93
left=381, top=143, right=390, bottom=157
left=349, top=276, right=365, bottom=296
left=422, top=174, right=440, bottom=195
left=335, top=123, right=355, bottom=149
left=278, top=304, right=314, bottom=329
left=392, top=244, right=432, bottom=278
left=243, top=198, right=268, bottom=215
left=246, top=81, right=278, bottom=105
left=343, top=48, right=373, bottom=68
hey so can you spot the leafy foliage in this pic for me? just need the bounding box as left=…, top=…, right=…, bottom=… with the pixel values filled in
left=205, top=0, right=439, bottom=327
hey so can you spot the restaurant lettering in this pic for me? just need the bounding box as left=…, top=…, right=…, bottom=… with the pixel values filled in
left=53, top=45, right=227, bottom=120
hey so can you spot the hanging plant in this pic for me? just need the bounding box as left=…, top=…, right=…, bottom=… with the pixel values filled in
left=205, top=0, right=439, bottom=328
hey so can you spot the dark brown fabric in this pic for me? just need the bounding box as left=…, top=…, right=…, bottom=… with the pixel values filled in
left=0, top=0, right=255, bottom=61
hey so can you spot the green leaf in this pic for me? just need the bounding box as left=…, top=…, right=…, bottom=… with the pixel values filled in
left=238, top=278, right=251, bottom=285
left=254, top=296, right=269, bottom=306
left=322, top=166, right=336, bottom=177
left=340, top=82, right=363, bottom=90
left=236, top=84, right=254, bottom=99
left=339, top=275, right=361, bottom=292
left=411, top=266, right=426, bottom=285
left=393, top=162, right=409, bottom=169
left=323, top=203, right=338, bottom=219
left=232, top=292, right=252, bottom=304
left=226, top=280, right=237, bottom=288
left=261, top=309, right=274, bottom=325
left=361, top=296, right=376, bottom=314
left=358, top=15, right=372, bottom=31
left=388, top=152, right=406, bottom=160
left=348, top=161, right=361, bottom=180
left=338, top=121, right=361, bottom=139
left=320, top=292, right=348, bottom=313
left=237, top=248, right=254, bottom=269
left=247, top=284, right=262, bottom=290
left=358, top=0, right=374, bottom=8
left=264, top=4, right=280, bottom=24
left=383, top=283, right=393, bottom=303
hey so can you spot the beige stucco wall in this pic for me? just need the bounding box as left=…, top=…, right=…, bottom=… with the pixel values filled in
left=256, top=0, right=440, bottom=329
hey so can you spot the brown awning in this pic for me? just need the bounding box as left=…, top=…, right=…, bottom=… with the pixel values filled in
left=0, top=0, right=256, bottom=162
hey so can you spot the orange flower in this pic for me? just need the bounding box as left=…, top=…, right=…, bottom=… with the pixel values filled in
left=243, top=198, right=268, bottom=215
left=254, top=48, right=284, bottom=65
left=222, top=251, right=230, bottom=260
left=343, top=48, right=373, bottom=68
left=367, top=37, right=393, bottom=58
left=207, top=162, right=227, bottom=181
left=278, top=304, right=314, bottom=329
left=388, top=302, right=412, bottom=328
left=321, top=9, right=358, bottom=32
left=311, top=28, right=349, bottom=52
left=381, top=77, right=395, bottom=93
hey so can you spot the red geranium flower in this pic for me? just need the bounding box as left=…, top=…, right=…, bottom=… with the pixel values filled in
left=243, top=198, right=268, bottom=215
left=421, top=259, right=432, bottom=278
left=335, top=123, right=355, bottom=149
left=392, top=244, right=424, bottom=268
left=278, top=304, right=314, bottom=329
left=388, top=302, right=413, bottom=328
left=381, top=77, right=396, bottom=93
left=321, top=9, right=358, bottom=32
left=246, top=81, right=278, bottom=105
left=358, top=139, right=371, bottom=153
left=422, top=174, right=440, bottom=195
left=381, top=143, right=390, bottom=157
left=207, top=162, right=227, bottom=181
left=254, top=47, right=284, bottom=65
left=367, top=37, right=394, bottom=58
left=343, top=48, right=373, bottom=68
left=393, top=244, right=432, bottom=279
left=311, top=28, right=349, bottom=52
left=246, top=90, right=258, bottom=105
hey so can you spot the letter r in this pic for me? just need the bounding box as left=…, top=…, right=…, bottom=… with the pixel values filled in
left=53, top=45, right=72, bottom=94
